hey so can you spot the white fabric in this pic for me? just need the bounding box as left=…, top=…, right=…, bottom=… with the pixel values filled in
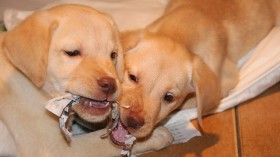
left=1, top=0, right=279, bottom=145
left=1, top=0, right=167, bottom=31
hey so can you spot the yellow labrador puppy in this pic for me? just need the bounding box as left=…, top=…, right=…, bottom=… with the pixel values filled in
left=109, top=0, right=280, bottom=144
left=4, top=4, right=124, bottom=124
left=0, top=4, right=172, bottom=156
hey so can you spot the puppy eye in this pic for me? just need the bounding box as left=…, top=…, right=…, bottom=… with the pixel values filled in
left=163, top=92, right=174, bottom=103
left=111, top=51, right=118, bottom=60
left=65, top=50, right=80, bottom=57
left=129, top=74, right=138, bottom=82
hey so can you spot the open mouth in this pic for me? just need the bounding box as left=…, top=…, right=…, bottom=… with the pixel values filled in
left=74, top=97, right=111, bottom=116
left=109, top=120, right=130, bottom=146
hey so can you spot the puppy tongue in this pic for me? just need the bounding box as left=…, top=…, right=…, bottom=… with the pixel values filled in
left=110, top=120, right=129, bottom=146
left=81, top=98, right=109, bottom=109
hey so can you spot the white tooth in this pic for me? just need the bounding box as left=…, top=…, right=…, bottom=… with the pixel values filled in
left=89, top=101, right=93, bottom=107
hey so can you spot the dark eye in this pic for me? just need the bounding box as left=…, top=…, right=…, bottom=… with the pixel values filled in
left=65, top=50, right=80, bottom=57
left=111, top=51, right=118, bottom=60
left=164, top=92, right=174, bottom=103
left=129, top=74, right=138, bottom=82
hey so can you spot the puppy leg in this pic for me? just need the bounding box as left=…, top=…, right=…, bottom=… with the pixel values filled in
left=132, top=126, right=173, bottom=155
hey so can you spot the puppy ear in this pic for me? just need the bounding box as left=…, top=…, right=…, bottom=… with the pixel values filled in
left=192, top=56, right=221, bottom=127
left=119, top=30, right=144, bottom=81
left=121, top=30, right=144, bottom=52
left=3, top=10, right=58, bottom=87
left=105, top=16, right=125, bottom=82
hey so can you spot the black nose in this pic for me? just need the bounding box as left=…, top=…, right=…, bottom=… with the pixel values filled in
left=98, top=77, right=117, bottom=95
left=127, top=115, right=145, bottom=129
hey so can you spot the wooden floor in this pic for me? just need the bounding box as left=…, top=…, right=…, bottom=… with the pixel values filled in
left=140, top=82, right=280, bottom=157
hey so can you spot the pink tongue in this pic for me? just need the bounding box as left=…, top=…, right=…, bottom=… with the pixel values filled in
left=82, top=99, right=109, bottom=109
left=111, top=121, right=129, bottom=145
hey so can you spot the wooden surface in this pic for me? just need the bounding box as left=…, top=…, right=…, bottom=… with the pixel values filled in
left=237, top=83, right=280, bottom=157
left=140, top=83, right=280, bottom=157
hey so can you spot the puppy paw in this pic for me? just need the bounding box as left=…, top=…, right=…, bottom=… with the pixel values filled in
left=132, top=126, right=173, bottom=154
left=149, top=126, right=173, bottom=150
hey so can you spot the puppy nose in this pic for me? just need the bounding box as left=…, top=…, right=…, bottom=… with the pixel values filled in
left=98, top=77, right=117, bottom=95
left=127, top=115, right=145, bottom=129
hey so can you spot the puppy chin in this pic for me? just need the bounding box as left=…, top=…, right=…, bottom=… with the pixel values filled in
left=129, top=124, right=154, bottom=139
left=121, top=116, right=154, bottom=139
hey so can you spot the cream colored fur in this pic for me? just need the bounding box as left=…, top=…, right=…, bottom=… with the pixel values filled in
left=0, top=5, right=172, bottom=156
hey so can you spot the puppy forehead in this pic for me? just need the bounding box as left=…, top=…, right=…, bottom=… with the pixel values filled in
left=126, top=38, right=192, bottom=93
left=126, top=37, right=191, bottom=73
left=50, top=5, right=118, bottom=52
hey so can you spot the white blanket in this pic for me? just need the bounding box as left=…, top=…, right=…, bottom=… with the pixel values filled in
left=2, top=0, right=167, bottom=31
left=1, top=0, right=280, bottom=144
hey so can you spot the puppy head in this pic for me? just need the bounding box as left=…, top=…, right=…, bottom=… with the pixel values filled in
left=3, top=4, right=124, bottom=123
left=114, top=31, right=220, bottom=141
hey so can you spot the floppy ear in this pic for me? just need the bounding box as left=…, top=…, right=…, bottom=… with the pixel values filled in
left=121, top=30, right=144, bottom=52
left=192, top=56, right=221, bottom=127
left=102, top=14, right=125, bottom=82
left=118, top=30, right=144, bottom=81
left=3, top=10, right=58, bottom=87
